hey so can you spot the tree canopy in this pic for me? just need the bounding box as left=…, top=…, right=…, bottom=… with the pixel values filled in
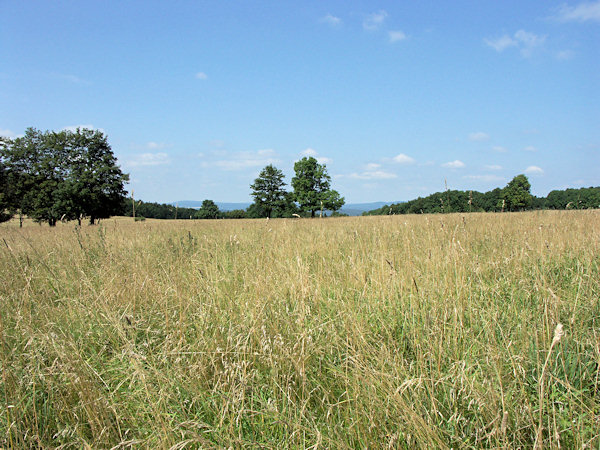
left=501, top=174, right=532, bottom=212
left=196, top=199, right=221, bottom=219
left=250, top=164, right=288, bottom=218
left=0, top=127, right=129, bottom=225
left=291, top=157, right=344, bottom=217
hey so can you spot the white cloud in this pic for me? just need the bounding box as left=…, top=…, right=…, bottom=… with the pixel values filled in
left=321, top=14, right=342, bottom=27
left=464, top=174, right=505, bottom=182
left=484, top=35, right=518, bottom=52
left=442, top=160, right=466, bottom=169
left=146, top=141, right=167, bottom=150
left=317, top=156, right=333, bottom=164
left=299, top=148, right=332, bottom=164
left=63, top=124, right=105, bottom=134
left=556, top=50, right=575, bottom=60
left=492, top=145, right=508, bottom=152
left=524, top=145, right=537, bottom=152
left=347, top=170, right=397, bottom=180
left=469, top=131, right=490, bottom=142
left=514, top=30, right=546, bottom=57
left=388, top=30, right=407, bottom=43
left=525, top=165, right=544, bottom=174
left=125, top=153, right=170, bottom=167
left=555, top=1, right=600, bottom=22
left=53, top=73, right=91, bottom=85
left=0, top=129, right=17, bottom=138
left=195, top=72, right=208, bottom=80
left=392, top=153, right=415, bottom=164
left=211, top=149, right=280, bottom=171
left=363, top=10, right=388, bottom=31
left=485, top=164, right=503, bottom=170
left=485, top=30, right=546, bottom=57
left=300, top=148, right=318, bottom=157
left=365, top=162, right=381, bottom=170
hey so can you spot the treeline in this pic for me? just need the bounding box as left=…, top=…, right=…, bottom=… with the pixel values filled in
left=364, top=176, right=600, bottom=216
left=120, top=198, right=336, bottom=220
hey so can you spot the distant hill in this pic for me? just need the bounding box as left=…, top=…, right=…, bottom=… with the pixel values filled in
left=340, top=202, right=401, bottom=216
left=174, top=200, right=402, bottom=216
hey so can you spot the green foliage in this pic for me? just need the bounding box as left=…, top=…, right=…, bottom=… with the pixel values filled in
left=223, top=209, right=247, bottom=219
left=546, top=187, right=600, bottom=210
left=121, top=199, right=198, bottom=220
left=250, top=164, right=288, bottom=218
left=501, top=174, right=533, bottom=211
left=291, top=157, right=344, bottom=217
left=363, top=177, right=599, bottom=216
left=196, top=199, right=221, bottom=219
left=0, top=127, right=129, bottom=225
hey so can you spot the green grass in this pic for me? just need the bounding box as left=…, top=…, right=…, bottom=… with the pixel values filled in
left=1, top=211, right=599, bottom=448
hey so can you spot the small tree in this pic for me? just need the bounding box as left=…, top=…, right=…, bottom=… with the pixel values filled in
left=501, top=174, right=533, bottom=211
left=250, top=164, right=287, bottom=218
left=196, top=199, right=221, bottom=219
left=291, top=157, right=344, bottom=217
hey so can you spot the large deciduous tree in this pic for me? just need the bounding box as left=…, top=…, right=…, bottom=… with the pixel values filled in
left=249, top=164, right=287, bottom=218
left=0, top=127, right=129, bottom=226
left=291, top=156, right=344, bottom=217
left=501, top=174, right=533, bottom=211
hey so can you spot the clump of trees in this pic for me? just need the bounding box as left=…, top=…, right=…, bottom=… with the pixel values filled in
left=248, top=157, right=344, bottom=218
left=118, top=157, right=345, bottom=221
left=363, top=175, right=600, bottom=215
left=1, top=128, right=129, bottom=226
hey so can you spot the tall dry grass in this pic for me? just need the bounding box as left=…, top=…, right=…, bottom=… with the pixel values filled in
left=1, top=211, right=599, bottom=448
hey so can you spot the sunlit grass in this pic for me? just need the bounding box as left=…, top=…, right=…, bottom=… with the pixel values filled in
left=1, top=211, right=599, bottom=447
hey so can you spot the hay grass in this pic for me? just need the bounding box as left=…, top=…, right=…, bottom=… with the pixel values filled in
left=1, top=211, right=599, bottom=447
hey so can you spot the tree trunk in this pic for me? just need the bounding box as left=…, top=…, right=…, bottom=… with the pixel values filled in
left=311, top=210, right=315, bottom=218
left=48, top=218, right=56, bottom=227
left=89, top=216, right=96, bottom=225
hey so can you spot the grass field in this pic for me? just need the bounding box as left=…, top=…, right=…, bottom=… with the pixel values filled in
left=1, top=211, right=599, bottom=448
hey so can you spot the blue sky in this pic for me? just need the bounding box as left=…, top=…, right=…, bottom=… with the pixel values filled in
left=1, top=1, right=599, bottom=203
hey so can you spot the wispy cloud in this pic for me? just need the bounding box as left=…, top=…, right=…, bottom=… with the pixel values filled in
left=63, top=124, right=105, bottom=133
left=485, top=30, right=546, bottom=57
left=53, top=73, right=92, bottom=85
left=464, top=174, right=505, bottom=182
left=209, top=149, right=280, bottom=171
left=442, top=160, right=466, bottom=169
left=365, top=163, right=381, bottom=170
left=195, top=72, right=208, bottom=80
left=555, top=1, right=600, bottom=22
left=125, top=153, right=170, bottom=167
left=524, top=145, right=537, bottom=152
left=299, top=148, right=332, bottom=164
left=514, top=30, right=546, bottom=57
left=492, top=145, right=508, bottom=153
left=347, top=170, right=397, bottom=180
left=556, top=49, right=575, bottom=60
left=484, top=35, right=518, bottom=52
left=469, top=131, right=490, bottom=142
left=320, top=14, right=342, bottom=27
left=485, top=164, right=503, bottom=170
left=363, top=10, right=388, bottom=31
left=0, top=129, right=17, bottom=139
left=525, top=165, right=544, bottom=174
left=392, top=153, right=415, bottom=164
left=388, top=30, right=407, bottom=43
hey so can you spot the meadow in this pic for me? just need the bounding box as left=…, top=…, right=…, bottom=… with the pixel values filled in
left=1, top=211, right=598, bottom=448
